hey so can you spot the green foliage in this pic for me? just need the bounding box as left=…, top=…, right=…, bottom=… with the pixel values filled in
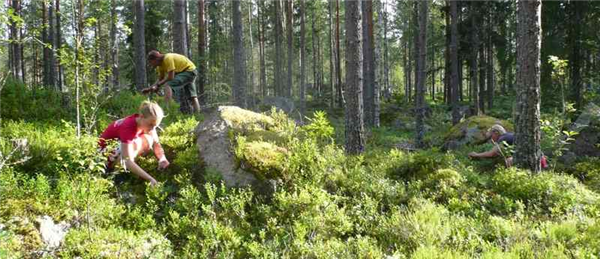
left=492, top=168, right=599, bottom=216
left=300, top=111, right=335, bottom=144
left=383, top=148, right=456, bottom=181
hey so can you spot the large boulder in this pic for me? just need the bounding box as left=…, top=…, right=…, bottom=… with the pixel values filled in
left=570, top=103, right=600, bottom=157
left=195, top=106, right=285, bottom=192
left=443, top=115, right=514, bottom=150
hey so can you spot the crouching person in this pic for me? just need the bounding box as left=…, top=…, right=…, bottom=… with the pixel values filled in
left=468, top=124, right=514, bottom=167
left=98, top=101, right=170, bottom=186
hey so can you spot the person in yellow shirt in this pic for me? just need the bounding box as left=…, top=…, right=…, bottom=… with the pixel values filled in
left=143, top=50, right=201, bottom=113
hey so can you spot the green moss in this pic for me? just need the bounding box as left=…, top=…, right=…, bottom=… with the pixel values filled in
left=245, top=130, right=286, bottom=145
left=220, top=106, right=274, bottom=132
left=239, top=141, right=287, bottom=180
left=445, top=115, right=514, bottom=142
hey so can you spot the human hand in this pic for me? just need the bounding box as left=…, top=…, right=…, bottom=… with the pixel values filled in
left=158, top=159, right=170, bottom=170
left=149, top=179, right=158, bottom=187
left=468, top=152, right=478, bottom=159
left=142, top=85, right=158, bottom=94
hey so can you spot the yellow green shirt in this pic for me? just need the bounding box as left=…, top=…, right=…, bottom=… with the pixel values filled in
left=156, top=53, right=196, bottom=79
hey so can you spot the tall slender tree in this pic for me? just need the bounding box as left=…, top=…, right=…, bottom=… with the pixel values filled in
left=335, top=0, right=344, bottom=107
left=232, top=0, right=246, bottom=107
left=133, top=0, right=147, bottom=91
left=344, top=0, right=364, bottom=154
left=450, top=0, right=460, bottom=125
left=300, top=0, right=306, bottom=115
left=285, top=0, right=293, bottom=98
left=415, top=0, right=429, bottom=147
left=274, top=0, right=283, bottom=96
left=514, top=0, right=542, bottom=173
left=174, top=0, right=188, bottom=55
left=197, top=0, right=206, bottom=103
left=469, top=2, right=480, bottom=115
left=110, top=0, right=119, bottom=88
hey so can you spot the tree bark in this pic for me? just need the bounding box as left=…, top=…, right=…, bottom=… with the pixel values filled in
left=479, top=39, right=486, bottom=114
left=362, top=0, right=373, bottom=127
left=515, top=0, right=542, bottom=173
left=174, top=0, right=188, bottom=55
left=569, top=1, right=583, bottom=110
left=232, top=0, right=246, bottom=108
left=487, top=10, right=494, bottom=111
left=108, top=0, right=118, bottom=88
left=133, top=0, right=147, bottom=91
left=300, top=0, right=306, bottom=115
left=285, top=0, right=293, bottom=98
left=470, top=2, right=480, bottom=115
left=274, top=0, right=283, bottom=96
left=450, top=0, right=460, bottom=125
left=258, top=0, right=267, bottom=97
left=328, top=0, right=335, bottom=108
left=344, top=0, right=365, bottom=155
left=416, top=0, right=428, bottom=148
left=335, top=0, right=344, bottom=108
left=56, top=0, right=64, bottom=91
left=197, top=0, right=206, bottom=103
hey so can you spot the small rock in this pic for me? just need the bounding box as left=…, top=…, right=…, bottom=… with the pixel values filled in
left=36, top=215, right=70, bottom=250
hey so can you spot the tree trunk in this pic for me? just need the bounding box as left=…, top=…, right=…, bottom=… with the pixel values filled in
left=487, top=16, right=494, bottom=111
left=300, top=0, right=306, bottom=115
left=515, top=0, right=542, bottom=173
left=312, top=8, right=318, bottom=97
left=10, top=0, right=23, bottom=81
left=362, top=0, right=373, bottom=127
left=479, top=40, right=486, bottom=114
left=412, top=2, right=418, bottom=104
left=329, top=0, right=335, bottom=108
left=570, top=1, right=583, bottom=110
left=404, top=35, right=410, bottom=103
left=450, top=0, right=460, bottom=125
left=198, top=0, right=206, bottom=103
left=443, top=1, right=450, bottom=105
left=335, top=0, right=344, bottom=107
left=133, top=0, right=147, bottom=91
left=344, top=0, right=365, bottom=155
left=470, top=2, right=480, bottom=115
left=382, top=0, right=390, bottom=100
left=258, top=0, right=267, bottom=97
left=286, top=0, right=293, bottom=98
left=415, top=0, right=428, bottom=148
left=42, top=0, right=49, bottom=87
left=232, top=0, right=246, bottom=108
left=109, top=0, right=118, bottom=88
left=174, top=0, right=188, bottom=55
left=56, top=0, right=64, bottom=91
left=274, top=0, right=283, bottom=96
left=248, top=2, right=256, bottom=101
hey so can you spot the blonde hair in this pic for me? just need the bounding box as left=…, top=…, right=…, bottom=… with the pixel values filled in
left=139, top=101, right=164, bottom=122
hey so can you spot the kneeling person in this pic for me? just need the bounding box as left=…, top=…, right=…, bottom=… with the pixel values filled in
left=98, top=101, right=170, bottom=186
left=468, top=124, right=514, bottom=167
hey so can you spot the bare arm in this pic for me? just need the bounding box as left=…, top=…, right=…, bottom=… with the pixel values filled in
left=155, top=71, right=175, bottom=88
left=121, top=142, right=157, bottom=185
left=469, top=145, right=500, bottom=158
left=150, top=130, right=166, bottom=161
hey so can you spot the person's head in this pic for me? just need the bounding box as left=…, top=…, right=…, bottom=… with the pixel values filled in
left=147, top=50, right=164, bottom=67
left=487, top=124, right=507, bottom=142
left=137, top=101, right=164, bottom=133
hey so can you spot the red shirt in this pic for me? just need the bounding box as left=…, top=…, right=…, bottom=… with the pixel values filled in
left=98, top=114, right=143, bottom=149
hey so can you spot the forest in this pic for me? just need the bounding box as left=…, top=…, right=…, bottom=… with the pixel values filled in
left=1, top=0, right=600, bottom=257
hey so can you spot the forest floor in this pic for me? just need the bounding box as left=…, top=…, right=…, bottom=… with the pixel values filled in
left=1, top=82, right=600, bottom=258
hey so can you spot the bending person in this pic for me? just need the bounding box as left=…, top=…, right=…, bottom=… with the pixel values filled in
left=98, top=101, right=170, bottom=186
left=143, top=50, right=201, bottom=113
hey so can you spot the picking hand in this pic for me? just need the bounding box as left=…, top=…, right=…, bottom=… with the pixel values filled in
left=158, top=159, right=170, bottom=170
left=142, top=85, right=158, bottom=94
left=468, top=152, right=478, bottom=159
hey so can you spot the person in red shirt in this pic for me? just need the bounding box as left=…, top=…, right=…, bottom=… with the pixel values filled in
left=98, top=101, right=170, bottom=186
